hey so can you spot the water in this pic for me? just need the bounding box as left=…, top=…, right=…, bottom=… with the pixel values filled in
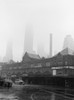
left=0, top=86, right=73, bottom=100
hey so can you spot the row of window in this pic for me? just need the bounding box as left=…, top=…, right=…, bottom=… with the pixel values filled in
left=30, top=62, right=50, bottom=67
left=9, top=66, right=22, bottom=70
left=2, top=62, right=51, bottom=71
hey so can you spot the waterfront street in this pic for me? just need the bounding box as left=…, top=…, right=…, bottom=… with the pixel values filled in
left=0, top=85, right=73, bottom=100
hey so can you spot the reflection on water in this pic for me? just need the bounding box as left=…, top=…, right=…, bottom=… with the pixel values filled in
left=51, top=93, right=55, bottom=100
left=0, top=87, right=73, bottom=100
left=0, top=93, right=18, bottom=100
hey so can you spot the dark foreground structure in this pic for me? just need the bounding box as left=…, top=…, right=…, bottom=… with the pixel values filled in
left=22, top=75, right=74, bottom=89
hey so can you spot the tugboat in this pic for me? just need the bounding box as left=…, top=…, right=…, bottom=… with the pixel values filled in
left=14, top=79, right=24, bottom=85
left=12, top=78, right=25, bottom=89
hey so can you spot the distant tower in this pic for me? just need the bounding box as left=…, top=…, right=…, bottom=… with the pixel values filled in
left=63, top=35, right=74, bottom=50
left=24, top=24, right=34, bottom=54
left=3, top=39, right=13, bottom=62
left=50, top=33, right=52, bottom=57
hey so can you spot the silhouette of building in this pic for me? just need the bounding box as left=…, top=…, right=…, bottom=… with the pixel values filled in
left=1, top=47, right=74, bottom=77
left=60, top=47, right=74, bottom=55
left=3, top=39, right=13, bottom=62
left=22, top=52, right=40, bottom=63
left=63, top=35, right=74, bottom=50
left=24, top=24, right=34, bottom=54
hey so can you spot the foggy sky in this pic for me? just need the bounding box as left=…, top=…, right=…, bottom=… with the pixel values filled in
left=3, top=39, right=13, bottom=62
left=0, top=0, right=74, bottom=61
left=24, top=23, right=34, bottom=54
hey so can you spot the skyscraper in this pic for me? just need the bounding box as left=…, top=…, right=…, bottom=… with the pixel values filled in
left=3, top=39, right=13, bottom=62
left=63, top=35, right=74, bottom=50
left=49, top=33, right=52, bottom=57
left=24, top=24, right=34, bottom=54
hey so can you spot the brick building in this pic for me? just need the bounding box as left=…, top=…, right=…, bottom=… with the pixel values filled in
left=0, top=48, right=74, bottom=77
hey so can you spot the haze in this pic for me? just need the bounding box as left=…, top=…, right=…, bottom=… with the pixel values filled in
left=0, top=0, right=74, bottom=61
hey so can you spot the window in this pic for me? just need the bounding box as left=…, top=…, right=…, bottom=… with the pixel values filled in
left=14, top=67, right=17, bottom=69
left=58, top=61, right=63, bottom=65
left=19, top=67, right=21, bottom=69
left=37, top=63, right=42, bottom=67
left=46, top=62, right=50, bottom=66
left=9, top=67, right=12, bottom=70
left=65, top=61, right=68, bottom=65
left=31, top=64, right=34, bottom=67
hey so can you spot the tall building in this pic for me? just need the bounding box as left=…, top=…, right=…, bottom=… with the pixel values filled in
left=3, top=39, right=13, bottom=62
left=49, top=33, right=52, bottom=57
left=24, top=24, right=34, bottom=54
left=63, top=35, right=74, bottom=50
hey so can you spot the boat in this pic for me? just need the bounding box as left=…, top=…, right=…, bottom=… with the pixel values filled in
left=12, top=79, right=25, bottom=89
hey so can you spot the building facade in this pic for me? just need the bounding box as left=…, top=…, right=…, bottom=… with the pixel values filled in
left=0, top=48, right=74, bottom=78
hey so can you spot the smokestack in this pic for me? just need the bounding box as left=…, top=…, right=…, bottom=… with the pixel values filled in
left=50, top=33, right=52, bottom=57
